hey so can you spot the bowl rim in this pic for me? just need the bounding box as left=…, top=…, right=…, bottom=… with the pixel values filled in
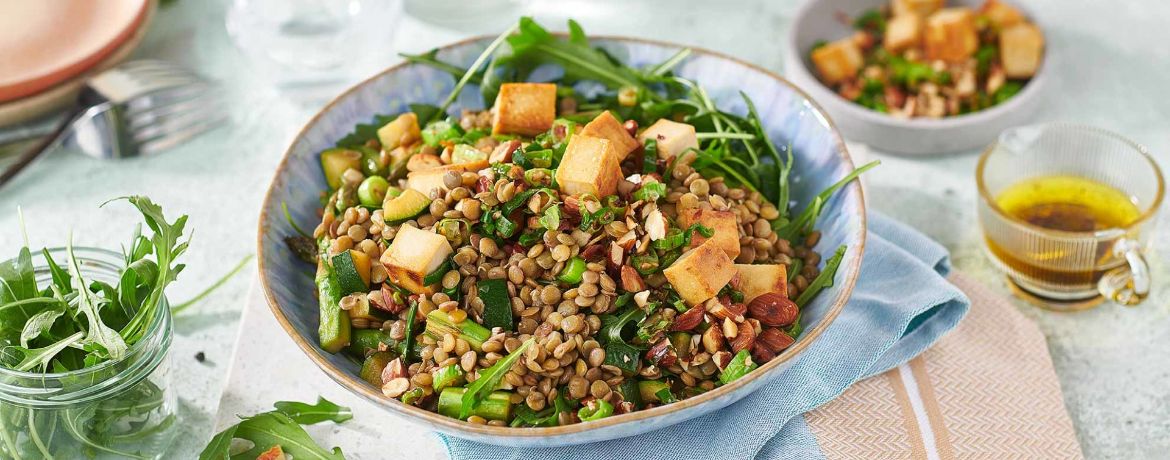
left=257, top=33, right=867, bottom=439
left=784, top=0, right=1049, bottom=130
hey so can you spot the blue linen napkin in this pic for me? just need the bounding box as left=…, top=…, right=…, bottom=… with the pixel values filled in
left=441, top=212, right=971, bottom=459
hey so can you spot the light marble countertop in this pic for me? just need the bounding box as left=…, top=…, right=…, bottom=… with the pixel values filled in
left=0, top=0, right=1166, bottom=458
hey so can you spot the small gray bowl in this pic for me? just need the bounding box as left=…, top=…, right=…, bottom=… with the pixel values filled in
left=784, top=0, right=1048, bottom=155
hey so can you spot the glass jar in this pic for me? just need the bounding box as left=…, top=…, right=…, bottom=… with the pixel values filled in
left=0, top=248, right=178, bottom=459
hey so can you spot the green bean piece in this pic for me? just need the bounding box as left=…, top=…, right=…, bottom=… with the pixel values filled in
left=437, top=387, right=513, bottom=421
left=423, top=309, right=491, bottom=351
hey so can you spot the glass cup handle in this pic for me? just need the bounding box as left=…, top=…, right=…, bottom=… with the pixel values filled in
left=1098, top=238, right=1150, bottom=306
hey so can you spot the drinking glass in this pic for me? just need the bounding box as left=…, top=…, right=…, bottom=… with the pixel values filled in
left=976, top=123, right=1164, bottom=309
left=226, top=0, right=402, bottom=100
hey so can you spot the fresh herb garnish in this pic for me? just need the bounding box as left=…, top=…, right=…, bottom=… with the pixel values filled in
left=795, top=245, right=847, bottom=307
left=460, top=338, right=534, bottom=419
left=775, top=161, right=879, bottom=241
left=199, top=397, right=351, bottom=460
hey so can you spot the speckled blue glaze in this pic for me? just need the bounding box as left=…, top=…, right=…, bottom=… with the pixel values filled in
left=258, top=37, right=865, bottom=447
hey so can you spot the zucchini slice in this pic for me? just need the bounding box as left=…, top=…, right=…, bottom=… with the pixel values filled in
left=382, top=188, right=431, bottom=222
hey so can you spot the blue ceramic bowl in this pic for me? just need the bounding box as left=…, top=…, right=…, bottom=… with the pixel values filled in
left=258, top=36, right=867, bottom=447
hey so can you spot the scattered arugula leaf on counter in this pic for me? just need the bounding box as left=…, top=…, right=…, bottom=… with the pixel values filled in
left=200, top=397, right=351, bottom=460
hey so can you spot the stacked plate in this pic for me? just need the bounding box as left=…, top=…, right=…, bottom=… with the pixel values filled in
left=0, top=0, right=154, bottom=127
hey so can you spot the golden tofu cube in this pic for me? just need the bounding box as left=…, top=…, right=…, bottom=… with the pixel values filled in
left=491, top=82, right=557, bottom=136
left=381, top=225, right=453, bottom=294
left=407, top=161, right=488, bottom=196
left=664, top=239, right=737, bottom=306
left=810, top=39, right=864, bottom=84
left=735, top=264, right=788, bottom=302
left=979, top=0, right=1024, bottom=28
left=580, top=111, right=639, bottom=160
left=638, top=119, right=698, bottom=161
left=555, top=135, right=622, bottom=197
left=999, top=23, right=1044, bottom=78
left=924, top=8, right=979, bottom=63
left=884, top=14, right=923, bottom=53
left=893, top=0, right=942, bottom=17
left=377, top=113, right=420, bottom=152
left=677, top=208, right=740, bottom=260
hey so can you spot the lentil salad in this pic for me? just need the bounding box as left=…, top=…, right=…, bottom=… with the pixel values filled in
left=287, top=18, right=875, bottom=428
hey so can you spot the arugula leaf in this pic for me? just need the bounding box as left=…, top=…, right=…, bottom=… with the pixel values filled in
left=511, top=392, right=575, bottom=427
left=199, top=398, right=351, bottom=460
left=209, top=412, right=344, bottom=460
left=171, top=254, right=254, bottom=315
left=105, top=196, right=190, bottom=345
left=461, top=338, right=534, bottom=419
left=66, top=238, right=128, bottom=362
left=433, top=23, right=520, bottom=121
left=335, top=114, right=397, bottom=149
left=0, top=246, right=36, bottom=304
left=19, top=308, right=63, bottom=348
left=400, top=48, right=476, bottom=79
left=776, top=161, right=879, bottom=241
left=795, top=245, right=847, bottom=307
left=273, top=397, right=354, bottom=425
left=1, top=331, right=84, bottom=372
left=506, top=18, right=657, bottom=99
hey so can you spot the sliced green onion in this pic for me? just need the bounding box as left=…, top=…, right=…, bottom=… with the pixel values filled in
left=557, top=257, right=587, bottom=284
left=578, top=399, right=614, bottom=421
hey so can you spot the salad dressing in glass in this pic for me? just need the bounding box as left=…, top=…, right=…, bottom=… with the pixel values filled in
left=987, top=175, right=1141, bottom=286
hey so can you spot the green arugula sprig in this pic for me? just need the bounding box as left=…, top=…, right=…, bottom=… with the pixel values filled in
left=0, top=197, right=195, bottom=459
left=200, top=397, right=352, bottom=460
left=461, top=338, right=534, bottom=419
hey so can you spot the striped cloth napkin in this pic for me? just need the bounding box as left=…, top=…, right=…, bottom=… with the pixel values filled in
left=443, top=214, right=1082, bottom=459
left=791, top=273, right=1083, bottom=459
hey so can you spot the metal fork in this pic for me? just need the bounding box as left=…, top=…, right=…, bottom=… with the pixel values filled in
left=0, top=60, right=225, bottom=188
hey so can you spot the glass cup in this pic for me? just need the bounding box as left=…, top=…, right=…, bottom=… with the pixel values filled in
left=976, top=123, right=1164, bottom=309
left=0, top=248, right=177, bottom=459
left=226, top=0, right=403, bottom=102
